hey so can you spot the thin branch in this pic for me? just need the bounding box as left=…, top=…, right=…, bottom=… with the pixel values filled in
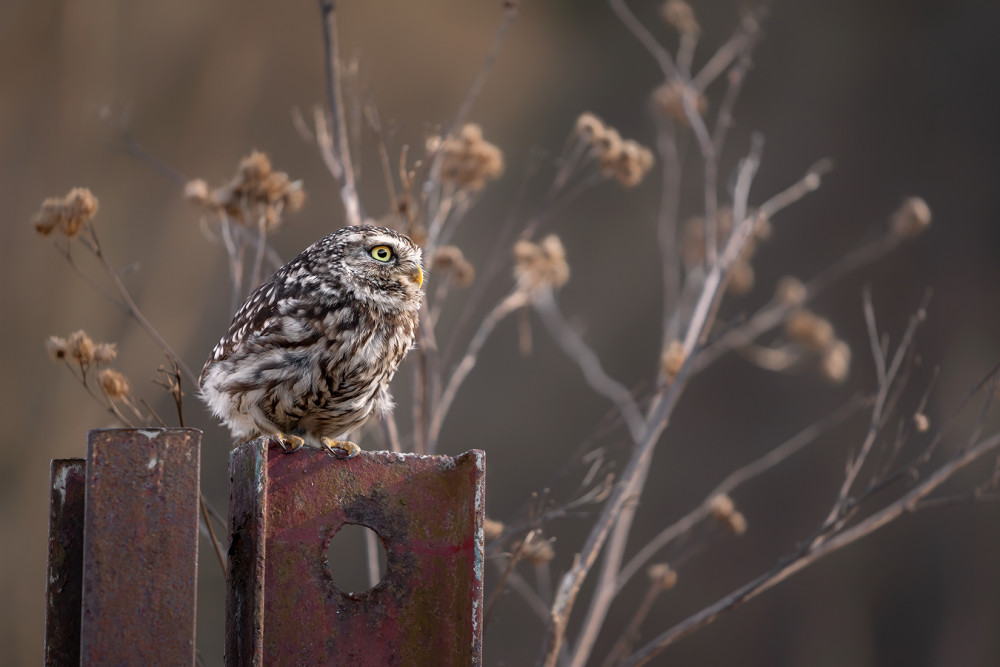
left=317, top=0, right=362, bottom=225
left=429, top=289, right=529, bottom=448
left=618, top=430, right=1000, bottom=667
left=617, top=396, right=864, bottom=588
left=533, top=289, right=645, bottom=443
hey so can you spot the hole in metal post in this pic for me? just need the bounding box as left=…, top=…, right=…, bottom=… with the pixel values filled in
left=325, top=524, right=388, bottom=594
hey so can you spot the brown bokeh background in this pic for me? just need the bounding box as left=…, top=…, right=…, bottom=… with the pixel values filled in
left=3, top=1, right=1000, bottom=665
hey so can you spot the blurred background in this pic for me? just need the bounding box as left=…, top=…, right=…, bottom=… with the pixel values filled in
left=3, top=0, right=1000, bottom=664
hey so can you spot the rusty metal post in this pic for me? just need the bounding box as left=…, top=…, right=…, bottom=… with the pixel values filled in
left=227, top=439, right=485, bottom=666
left=80, top=428, right=202, bottom=665
left=44, top=458, right=86, bottom=666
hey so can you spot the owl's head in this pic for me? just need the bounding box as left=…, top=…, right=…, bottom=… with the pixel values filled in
left=320, top=225, right=424, bottom=312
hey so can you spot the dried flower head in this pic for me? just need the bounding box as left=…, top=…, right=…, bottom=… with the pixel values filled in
left=727, top=259, right=755, bottom=295
left=521, top=534, right=556, bottom=565
left=573, top=113, right=654, bottom=187
left=776, top=276, right=807, bottom=307
left=514, top=235, right=570, bottom=291
left=68, top=330, right=95, bottom=366
left=574, top=112, right=604, bottom=142
left=821, top=340, right=851, bottom=384
left=188, top=151, right=306, bottom=232
left=913, top=412, right=930, bottom=433
left=652, top=81, right=708, bottom=127
left=708, top=494, right=747, bottom=536
left=608, top=139, right=655, bottom=188
left=661, top=340, right=686, bottom=382
left=97, top=368, right=131, bottom=399
left=93, top=342, right=118, bottom=365
left=890, top=196, right=932, bottom=238
left=647, top=563, right=679, bottom=590
left=429, top=123, right=505, bottom=191
left=183, top=179, right=210, bottom=206
left=785, top=309, right=835, bottom=353
left=661, top=0, right=700, bottom=35
left=33, top=188, right=99, bottom=238
left=484, top=517, right=505, bottom=543
left=432, top=246, right=476, bottom=287
left=45, top=336, right=69, bottom=362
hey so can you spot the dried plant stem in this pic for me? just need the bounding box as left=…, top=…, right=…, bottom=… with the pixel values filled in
left=429, top=290, right=528, bottom=448
left=317, top=0, right=361, bottom=226
left=600, top=578, right=669, bottom=667
left=617, top=396, right=863, bottom=588
left=617, top=429, right=1000, bottom=667
left=200, top=494, right=228, bottom=578
left=532, top=289, right=645, bottom=442
left=541, top=146, right=766, bottom=667
left=85, top=224, right=198, bottom=388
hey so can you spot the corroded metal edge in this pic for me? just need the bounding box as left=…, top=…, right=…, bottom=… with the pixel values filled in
left=44, top=458, right=86, bottom=666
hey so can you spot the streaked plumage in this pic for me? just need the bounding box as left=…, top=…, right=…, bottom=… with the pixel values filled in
left=199, top=225, right=423, bottom=457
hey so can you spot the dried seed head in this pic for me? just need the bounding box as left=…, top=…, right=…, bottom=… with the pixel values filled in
left=821, top=340, right=851, bottom=384
left=727, top=259, right=755, bottom=295
left=184, top=179, right=210, bottom=205
left=573, top=113, right=653, bottom=187
left=521, top=535, right=556, bottom=565
left=608, top=139, right=655, bottom=188
left=661, top=340, right=686, bottom=382
left=189, top=152, right=306, bottom=232
left=430, top=123, right=505, bottom=191
left=68, top=330, right=95, bottom=366
left=708, top=494, right=746, bottom=535
left=890, top=197, right=932, bottom=238
left=45, top=336, right=69, bottom=362
left=484, top=517, right=505, bottom=543
left=647, top=563, right=678, bottom=590
left=432, top=246, right=476, bottom=287
left=913, top=412, right=930, bottom=433
left=776, top=276, right=807, bottom=307
left=514, top=235, right=570, bottom=291
left=652, top=81, right=708, bottom=127
left=574, top=112, right=605, bottom=142
left=661, top=0, right=700, bottom=35
left=708, top=493, right=735, bottom=519
left=33, top=188, right=99, bottom=238
left=93, top=342, right=118, bottom=365
left=786, top=309, right=835, bottom=353
left=97, top=368, right=131, bottom=399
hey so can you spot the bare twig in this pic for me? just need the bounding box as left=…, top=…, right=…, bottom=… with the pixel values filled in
left=618, top=429, right=1000, bottom=667
left=316, top=0, right=362, bottom=225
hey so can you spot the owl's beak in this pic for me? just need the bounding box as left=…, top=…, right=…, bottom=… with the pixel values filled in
left=410, top=264, right=424, bottom=288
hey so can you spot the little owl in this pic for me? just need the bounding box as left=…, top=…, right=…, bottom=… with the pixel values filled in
left=200, top=225, right=424, bottom=458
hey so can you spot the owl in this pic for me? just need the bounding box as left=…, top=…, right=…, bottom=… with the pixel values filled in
left=199, top=225, right=424, bottom=458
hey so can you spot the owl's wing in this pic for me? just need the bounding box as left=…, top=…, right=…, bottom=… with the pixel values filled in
left=199, top=274, right=292, bottom=383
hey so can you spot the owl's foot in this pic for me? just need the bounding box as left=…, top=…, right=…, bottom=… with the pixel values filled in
left=273, top=433, right=306, bottom=452
left=320, top=437, right=361, bottom=459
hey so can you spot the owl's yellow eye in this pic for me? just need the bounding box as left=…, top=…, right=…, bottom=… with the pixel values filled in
left=370, top=245, right=393, bottom=262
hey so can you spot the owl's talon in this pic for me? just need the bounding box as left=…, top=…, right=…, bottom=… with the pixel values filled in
left=274, top=433, right=306, bottom=452
left=321, top=437, right=361, bottom=459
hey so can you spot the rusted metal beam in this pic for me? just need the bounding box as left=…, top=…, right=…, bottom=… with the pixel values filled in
left=44, top=458, right=86, bottom=666
left=227, top=439, right=485, bottom=666
left=80, top=428, right=202, bottom=665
